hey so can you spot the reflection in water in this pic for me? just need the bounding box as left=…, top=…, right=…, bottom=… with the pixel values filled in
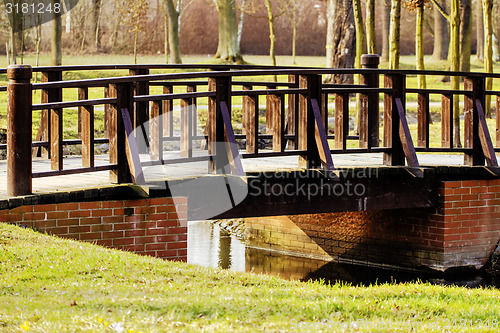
left=188, top=221, right=245, bottom=272
left=188, top=221, right=495, bottom=288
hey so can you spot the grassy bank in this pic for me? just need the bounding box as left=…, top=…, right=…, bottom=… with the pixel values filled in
left=1, top=222, right=500, bottom=332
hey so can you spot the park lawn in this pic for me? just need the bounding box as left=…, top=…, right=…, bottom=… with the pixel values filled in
left=1, top=222, right=500, bottom=332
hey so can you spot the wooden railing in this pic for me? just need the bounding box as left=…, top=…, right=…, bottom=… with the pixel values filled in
left=4, top=57, right=500, bottom=196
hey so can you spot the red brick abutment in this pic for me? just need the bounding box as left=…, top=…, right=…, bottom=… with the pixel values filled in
left=1, top=166, right=500, bottom=273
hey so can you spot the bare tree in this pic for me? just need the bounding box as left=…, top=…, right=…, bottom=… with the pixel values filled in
left=120, top=0, right=149, bottom=64
left=163, top=0, right=182, bottom=64
left=389, top=0, right=401, bottom=69
left=214, top=0, right=243, bottom=63
left=432, top=0, right=449, bottom=60
left=365, top=0, right=376, bottom=54
left=325, top=0, right=355, bottom=83
left=381, top=0, right=391, bottom=62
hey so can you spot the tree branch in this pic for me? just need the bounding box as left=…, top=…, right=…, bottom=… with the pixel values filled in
left=429, top=0, right=449, bottom=21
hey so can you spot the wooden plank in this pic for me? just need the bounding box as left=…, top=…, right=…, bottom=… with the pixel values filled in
left=187, top=84, right=198, bottom=137
left=475, top=99, right=498, bottom=166
left=441, top=94, right=453, bottom=148
left=129, top=68, right=150, bottom=133
left=266, top=85, right=274, bottom=134
left=272, top=94, right=285, bottom=152
left=79, top=87, right=94, bottom=168
left=50, top=105, right=63, bottom=171
left=150, top=100, right=163, bottom=160
left=121, top=108, right=146, bottom=185
left=162, top=84, right=174, bottom=137
left=104, top=87, right=110, bottom=138
left=180, top=98, right=193, bottom=158
left=311, top=99, right=334, bottom=170
left=395, top=98, right=420, bottom=168
left=243, top=85, right=258, bottom=154
left=220, top=101, right=244, bottom=176
left=286, top=74, right=299, bottom=149
left=33, top=71, right=62, bottom=158
left=464, top=77, right=486, bottom=166
left=417, top=93, right=429, bottom=148
left=334, top=93, right=349, bottom=150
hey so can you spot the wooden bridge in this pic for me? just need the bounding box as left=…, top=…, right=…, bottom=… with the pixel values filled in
left=2, top=56, right=500, bottom=198
left=2, top=56, right=500, bottom=270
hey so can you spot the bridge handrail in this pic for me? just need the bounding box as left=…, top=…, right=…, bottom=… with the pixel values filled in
left=4, top=57, right=500, bottom=196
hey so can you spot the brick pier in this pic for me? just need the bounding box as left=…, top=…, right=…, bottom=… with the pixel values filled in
left=0, top=197, right=188, bottom=261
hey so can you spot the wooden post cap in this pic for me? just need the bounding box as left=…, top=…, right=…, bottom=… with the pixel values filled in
left=7, top=65, right=32, bottom=81
left=361, top=54, right=380, bottom=68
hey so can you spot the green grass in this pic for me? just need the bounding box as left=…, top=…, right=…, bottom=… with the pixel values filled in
left=1, top=222, right=500, bottom=332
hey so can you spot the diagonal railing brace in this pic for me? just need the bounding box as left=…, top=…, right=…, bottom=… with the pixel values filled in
left=475, top=99, right=498, bottom=167
left=395, top=98, right=420, bottom=169
left=220, top=101, right=245, bottom=176
left=121, top=108, right=145, bottom=185
left=311, top=99, right=335, bottom=170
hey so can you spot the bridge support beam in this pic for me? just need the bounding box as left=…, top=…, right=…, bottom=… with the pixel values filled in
left=7, top=65, right=33, bottom=197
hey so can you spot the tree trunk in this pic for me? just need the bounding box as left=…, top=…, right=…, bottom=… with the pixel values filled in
left=237, top=0, right=247, bottom=49
left=381, top=0, right=391, bottom=62
left=291, top=0, right=297, bottom=64
left=325, top=0, right=355, bottom=84
left=9, top=11, right=22, bottom=65
left=389, top=0, right=401, bottom=69
left=163, top=0, right=182, bottom=64
left=416, top=4, right=426, bottom=89
left=432, top=0, right=449, bottom=60
left=264, top=0, right=277, bottom=67
left=365, top=0, right=376, bottom=54
left=450, top=0, right=461, bottom=147
left=476, top=0, right=484, bottom=61
left=215, top=0, right=243, bottom=64
left=460, top=0, right=472, bottom=72
left=134, top=29, right=138, bottom=64
left=483, top=0, right=493, bottom=117
left=51, top=0, right=62, bottom=66
left=353, top=0, right=366, bottom=69
left=92, top=0, right=101, bottom=51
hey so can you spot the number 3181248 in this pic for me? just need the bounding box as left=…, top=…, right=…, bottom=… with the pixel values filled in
left=6, top=2, right=61, bottom=14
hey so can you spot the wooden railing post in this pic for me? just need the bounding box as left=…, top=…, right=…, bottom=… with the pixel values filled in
left=33, top=70, right=62, bottom=158
left=79, top=87, right=94, bottom=167
left=243, top=84, right=259, bottom=154
left=441, top=94, right=453, bottom=148
left=383, top=74, right=406, bottom=166
left=360, top=54, right=380, bottom=148
left=298, top=74, right=322, bottom=168
left=208, top=76, right=231, bottom=173
left=7, top=65, right=33, bottom=197
left=287, top=75, right=299, bottom=149
left=129, top=68, right=149, bottom=153
left=464, top=76, right=486, bottom=166
left=108, top=82, right=134, bottom=183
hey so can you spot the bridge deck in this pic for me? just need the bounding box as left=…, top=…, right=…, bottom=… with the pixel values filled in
left=0, top=152, right=467, bottom=200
